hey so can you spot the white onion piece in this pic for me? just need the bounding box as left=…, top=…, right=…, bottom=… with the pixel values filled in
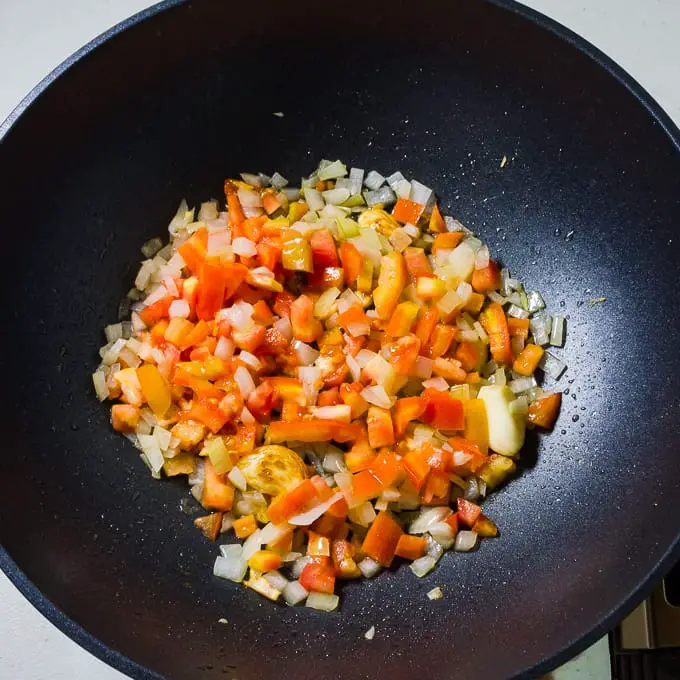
left=348, top=501, right=376, bottom=527
left=409, top=179, right=433, bottom=207
left=270, top=172, right=288, bottom=189
left=92, top=371, right=109, bottom=401
left=283, top=580, right=308, bottom=606
left=322, top=188, right=350, bottom=205
left=288, top=492, right=344, bottom=526
left=239, top=405, right=256, bottom=424
left=169, top=299, right=190, bottom=319
left=409, top=507, right=452, bottom=535
left=455, top=530, right=478, bottom=552
left=234, top=365, right=256, bottom=399
left=240, top=172, right=264, bottom=187
left=241, top=530, right=263, bottom=560
left=452, top=450, right=473, bottom=467
left=225, top=301, right=254, bottom=331
left=475, top=245, right=490, bottom=270
left=364, top=170, right=385, bottom=190
left=313, top=405, right=352, bottom=423
left=207, top=231, right=232, bottom=256
left=422, top=377, right=449, bottom=391
left=273, top=315, right=293, bottom=341
left=527, top=290, right=546, bottom=313
left=258, top=523, right=292, bottom=547
left=239, top=351, right=262, bottom=372
left=509, top=376, right=537, bottom=394
left=430, top=521, right=455, bottom=549
left=539, top=351, right=567, bottom=380
left=293, top=340, right=320, bottom=366
left=355, top=348, right=378, bottom=368
left=264, top=570, right=289, bottom=592
left=215, top=336, right=235, bottom=360
left=346, top=353, right=361, bottom=382
left=304, top=188, right=325, bottom=211
left=473, top=321, right=489, bottom=344
left=413, top=356, right=433, bottom=379
left=360, top=385, right=394, bottom=409
left=357, top=557, right=382, bottom=578
left=232, top=237, right=257, bottom=258
left=410, top=555, right=437, bottom=578
left=306, top=592, right=339, bottom=612
left=220, top=543, right=243, bottom=559
left=550, top=315, right=565, bottom=347
left=237, top=187, right=262, bottom=208
left=227, top=466, right=247, bottom=491
left=214, top=555, right=248, bottom=583
left=289, top=556, right=311, bottom=579
left=322, top=450, right=347, bottom=473
left=346, top=322, right=371, bottom=337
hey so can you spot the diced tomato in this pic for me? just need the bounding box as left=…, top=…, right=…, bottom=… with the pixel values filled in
left=299, top=557, right=336, bottom=594
left=339, top=242, right=363, bottom=286
left=310, top=228, right=339, bottom=269
left=369, top=449, right=403, bottom=487
left=267, top=420, right=362, bottom=444
left=267, top=479, right=317, bottom=525
left=366, top=406, right=395, bottom=448
left=339, top=382, right=369, bottom=419
left=471, top=259, right=501, bottom=293
left=246, top=381, right=276, bottom=422
left=273, top=290, right=296, bottom=318
left=457, top=498, right=482, bottom=527
left=331, top=539, right=360, bottom=578
left=178, top=227, right=208, bottom=275
left=425, top=324, right=456, bottom=358
left=352, top=470, right=383, bottom=501
left=392, top=397, right=425, bottom=439
left=402, top=450, right=431, bottom=491
left=384, top=335, right=421, bottom=376
left=290, top=294, right=323, bottom=342
left=420, top=388, right=465, bottom=431
left=414, top=307, right=439, bottom=349
left=312, top=514, right=347, bottom=539
left=361, top=511, right=403, bottom=568
left=395, top=534, right=427, bottom=560
left=139, top=295, right=172, bottom=327
left=404, top=247, right=433, bottom=279
left=232, top=323, right=266, bottom=353
left=256, top=237, right=282, bottom=271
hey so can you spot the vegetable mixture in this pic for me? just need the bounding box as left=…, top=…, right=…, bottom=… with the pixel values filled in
left=94, top=160, right=566, bottom=611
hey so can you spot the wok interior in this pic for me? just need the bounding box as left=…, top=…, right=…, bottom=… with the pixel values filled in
left=1, top=1, right=679, bottom=678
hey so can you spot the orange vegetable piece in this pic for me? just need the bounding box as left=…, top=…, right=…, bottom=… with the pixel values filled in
left=267, top=420, right=362, bottom=444
left=196, top=262, right=227, bottom=321
left=527, top=392, right=562, bottom=429
left=373, top=252, right=406, bottom=320
left=331, top=539, right=361, bottom=578
left=317, top=387, right=341, bottom=407
left=513, top=343, right=545, bottom=376
left=248, top=549, right=283, bottom=572
left=385, top=301, right=420, bottom=337
left=464, top=292, right=485, bottom=315
left=339, top=242, right=364, bottom=286
left=232, top=323, right=266, bottom=353
left=202, top=459, right=235, bottom=511
left=384, top=335, right=421, bottom=376
left=256, top=238, right=282, bottom=271
left=309, top=475, right=334, bottom=502
left=432, top=231, right=464, bottom=253
left=508, top=317, right=530, bottom=339
left=420, top=388, right=465, bottom=430
left=392, top=397, right=425, bottom=439
left=262, top=190, right=283, bottom=216
left=432, top=357, right=467, bottom=383
left=111, top=404, right=140, bottom=432
left=392, top=198, right=425, bottom=225
left=252, top=300, right=274, bottom=326
left=312, top=514, right=348, bottom=539
left=455, top=341, right=482, bottom=372
left=137, top=364, right=171, bottom=417
left=457, top=497, right=482, bottom=527
left=428, top=203, right=447, bottom=233
left=267, top=479, right=317, bottom=525
left=172, top=366, right=223, bottom=399
left=366, top=406, right=395, bottom=448
left=339, top=382, right=369, bottom=419
left=345, top=446, right=376, bottom=473
left=471, top=260, right=501, bottom=293
left=472, top=515, right=499, bottom=537
left=299, top=557, right=336, bottom=594
left=361, top=511, right=403, bottom=567
left=414, top=307, right=439, bottom=348
left=290, top=294, right=323, bottom=342
left=224, top=181, right=245, bottom=231
left=416, top=276, right=446, bottom=300
left=352, top=470, right=383, bottom=501
left=194, top=512, right=223, bottom=542
left=184, top=398, right=230, bottom=433
left=178, top=227, right=208, bottom=275
left=139, top=295, right=172, bottom=326
left=164, top=317, right=194, bottom=347
left=336, top=305, right=370, bottom=335
left=369, top=449, right=403, bottom=487
left=402, top=450, right=431, bottom=491
left=480, top=302, right=512, bottom=366
left=233, top=514, right=258, bottom=539
left=426, top=324, right=456, bottom=358
left=179, top=319, right=210, bottom=351
left=403, top=247, right=433, bottom=279
left=307, top=532, right=331, bottom=558
left=395, top=534, right=427, bottom=560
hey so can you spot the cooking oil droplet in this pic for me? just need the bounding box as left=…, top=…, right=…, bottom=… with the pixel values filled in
left=572, top=415, right=580, bottom=422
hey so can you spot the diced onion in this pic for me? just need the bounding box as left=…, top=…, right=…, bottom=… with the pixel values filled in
left=215, top=336, right=235, bottom=360
left=360, top=385, right=394, bottom=409
left=313, top=405, right=351, bottom=422
left=539, top=351, right=567, bottom=380
left=509, top=376, right=537, bottom=394
left=239, top=351, right=262, bottom=372
left=425, top=534, right=444, bottom=561
left=422, top=377, right=449, bottom=391
left=509, top=396, right=529, bottom=415
left=313, top=287, right=341, bottom=319
left=234, top=365, right=256, bottom=398
left=410, top=555, right=437, bottom=578
left=473, top=321, right=489, bottom=344
left=474, top=245, right=490, bottom=270
left=227, top=466, right=247, bottom=491
left=507, top=304, right=530, bottom=319
left=92, top=371, right=109, bottom=401
left=306, top=591, right=339, bottom=612
left=137, top=434, right=164, bottom=473
left=409, top=179, right=433, bottom=207
left=237, top=187, right=262, bottom=208
left=364, top=186, right=396, bottom=207
left=323, top=188, right=351, bottom=205
left=225, top=301, right=254, bottom=331
left=364, top=170, right=385, bottom=190
left=364, top=625, right=376, bottom=640
left=348, top=500, right=377, bottom=527
left=355, top=349, right=378, bottom=368
left=322, top=450, right=347, bottom=473
left=455, top=530, right=478, bottom=552
left=427, top=587, right=444, bottom=601
left=259, top=521, right=292, bottom=545
left=293, top=340, right=320, bottom=366
left=527, top=290, right=546, bottom=313
left=357, top=557, right=382, bottom=578
left=304, top=188, right=325, bottom=211
left=409, top=507, right=452, bottom=534
left=290, top=555, right=311, bottom=579
left=346, top=353, right=361, bottom=382
left=242, top=530, right=263, bottom=560
left=273, top=315, right=293, bottom=341
left=436, top=290, right=464, bottom=316
left=169, top=299, right=190, bottom=319
left=414, top=356, right=433, bottom=379
left=318, top=160, right=347, bottom=181
left=232, top=237, right=257, bottom=257
left=214, top=555, right=248, bottom=583
left=283, top=580, right=308, bottom=606
left=550, top=315, right=565, bottom=347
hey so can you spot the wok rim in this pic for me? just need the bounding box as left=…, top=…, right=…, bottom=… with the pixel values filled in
left=0, top=1, right=678, bottom=678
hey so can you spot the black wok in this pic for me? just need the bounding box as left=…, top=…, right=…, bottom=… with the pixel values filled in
left=1, top=1, right=679, bottom=678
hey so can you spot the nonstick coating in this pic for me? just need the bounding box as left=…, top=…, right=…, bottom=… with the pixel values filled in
left=1, top=1, right=679, bottom=679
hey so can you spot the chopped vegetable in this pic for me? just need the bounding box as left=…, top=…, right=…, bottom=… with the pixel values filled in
left=96, top=159, right=568, bottom=611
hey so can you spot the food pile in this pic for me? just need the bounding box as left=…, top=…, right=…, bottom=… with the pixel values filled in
left=93, top=160, right=566, bottom=611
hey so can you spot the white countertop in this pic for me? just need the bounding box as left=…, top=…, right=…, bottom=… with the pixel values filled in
left=0, top=1, right=678, bottom=678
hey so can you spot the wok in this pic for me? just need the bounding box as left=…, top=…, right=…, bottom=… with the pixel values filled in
left=1, top=1, right=679, bottom=678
